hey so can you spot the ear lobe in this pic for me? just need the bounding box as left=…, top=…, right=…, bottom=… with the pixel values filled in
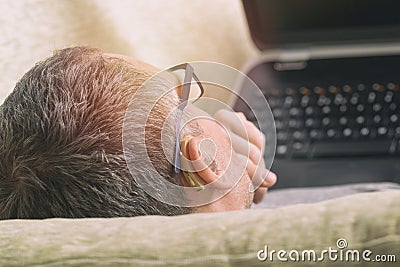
left=187, top=136, right=219, bottom=185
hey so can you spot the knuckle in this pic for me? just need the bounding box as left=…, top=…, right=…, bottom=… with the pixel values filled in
left=248, top=144, right=261, bottom=163
left=237, top=112, right=248, bottom=123
left=237, top=111, right=245, bottom=118
left=246, top=121, right=260, bottom=135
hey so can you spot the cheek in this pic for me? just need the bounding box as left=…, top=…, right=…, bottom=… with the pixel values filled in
left=245, top=173, right=254, bottom=208
left=201, top=120, right=232, bottom=173
left=232, top=166, right=253, bottom=209
left=224, top=150, right=253, bottom=208
left=215, top=128, right=233, bottom=171
left=216, top=138, right=231, bottom=173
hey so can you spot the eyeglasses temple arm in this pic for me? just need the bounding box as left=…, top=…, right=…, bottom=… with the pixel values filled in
left=173, top=64, right=194, bottom=173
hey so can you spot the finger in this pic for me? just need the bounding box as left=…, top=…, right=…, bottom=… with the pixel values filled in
left=253, top=187, right=268, bottom=204
left=228, top=130, right=271, bottom=188
left=246, top=158, right=277, bottom=190
left=214, top=110, right=248, bottom=138
left=215, top=110, right=265, bottom=151
left=237, top=112, right=266, bottom=151
left=228, top=130, right=263, bottom=166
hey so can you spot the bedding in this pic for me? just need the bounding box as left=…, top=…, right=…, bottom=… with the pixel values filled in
left=0, top=190, right=399, bottom=266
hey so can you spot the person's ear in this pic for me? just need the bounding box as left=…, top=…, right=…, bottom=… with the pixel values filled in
left=186, top=136, right=219, bottom=185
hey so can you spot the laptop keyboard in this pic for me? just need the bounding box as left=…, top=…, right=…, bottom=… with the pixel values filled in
left=264, top=82, right=400, bottom=158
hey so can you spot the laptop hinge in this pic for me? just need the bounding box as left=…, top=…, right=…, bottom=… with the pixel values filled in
left=278, top=49, right=310, bottom=62
left=273, top=49, right=310, bottom=71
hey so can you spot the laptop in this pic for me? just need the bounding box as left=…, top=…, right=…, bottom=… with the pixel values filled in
left=233, top=0, right=400, bottom=189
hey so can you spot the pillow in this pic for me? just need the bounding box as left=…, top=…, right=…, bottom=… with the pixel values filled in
left=0, top=190, right=399, bottom=267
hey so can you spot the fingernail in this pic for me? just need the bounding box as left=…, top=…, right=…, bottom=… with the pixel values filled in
left=263, top=170, right=276, bottom=186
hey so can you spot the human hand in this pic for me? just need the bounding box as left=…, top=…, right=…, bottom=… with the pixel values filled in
left=213, top=110, right=277, bottom=204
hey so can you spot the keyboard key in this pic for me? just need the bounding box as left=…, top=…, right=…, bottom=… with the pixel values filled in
left=277, top=131, right=289, bottom=143
left=275, top=120, right=285, bottom=130
left=305, top=106, right=316, bottom=116
left=309, top=129, right=324, bottom=140
left=288, top=119, right=303, bottom=129
left=373, top=83, right=384, bottom=92
left=384, top=91, right=393, bottom=103
left=289, top=107, right=302, bottom=117
left=305, top=118, right=320, bottom=128
left=313, top=86, right=326, bottom=95
left=378, top=126, right=388, bottom=136
left=273, top=108, right=285, bottom=118
left=342, top=85, right=353, bottom=93
left=356, top=115, right=365, bottom=125
left=368, top=92, right=376, bottom=103
left=334, top=94, right=346, bottom=105
left=269, top=99, right=283, bottom=109
left=328, top=86, right=340, bottom=94
left=390, top=114, right=398, bottom=123
left=339, top=105, right=348, bottom=113
left=373, top=103, right=382, bottom=112
left=293, top=130, right=306, bottom=141
left=316, top=95, right=325, bottom=106
left=373, top=114, right=381, bottom=124
left=277, top=145, right=288, bottom=156
left=300, top=87, right=311, bottom=95
left=322, top=117, right=331, bottom=127
left=343, top=128, right=352, bottom=137
left=284, top=96, right=294, bottom=107
left=292, top=142, right=309, bottom=158
left=285, top=88, right=296, bottom=96
left=357, top=84, right=366, bottom=92
left=270, top=88, right=283, bottom=97
left=300, top=95, right=310, bottom=107
left=350, top=94, right=359, bottom=105
left=293, top=142, right=303, bottom=150
left=389, top=103, right=397, bottom=112
left=305, top=118, right=313, bottom=127
left=360, top=127, right=370, bottom=137
left=339, top=116, right=348, bottom=126
left=326, top=129, right=337, bottom=138
left=388, top=82, right=399, bottom=91
left=322, top=106, right=331, bottom=115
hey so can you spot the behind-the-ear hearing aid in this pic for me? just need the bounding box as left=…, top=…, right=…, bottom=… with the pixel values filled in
left=180, top=135, right=205, bottom=191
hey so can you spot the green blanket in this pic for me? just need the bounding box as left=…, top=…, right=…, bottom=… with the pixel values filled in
left=1, top=190, right=399, bottom=266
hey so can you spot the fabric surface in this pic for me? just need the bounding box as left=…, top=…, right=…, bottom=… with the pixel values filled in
left=0, top=190, right=399, bottom=267
left=254, top=182, right=400, bottom=209
left=0, top=0, right=256, bottom=104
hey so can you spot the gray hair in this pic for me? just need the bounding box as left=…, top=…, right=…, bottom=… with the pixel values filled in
left=0, top=46, right=191, bottom=219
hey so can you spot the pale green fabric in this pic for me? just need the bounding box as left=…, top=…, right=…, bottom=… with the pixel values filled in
left=0, top=190, right=399, bottom=267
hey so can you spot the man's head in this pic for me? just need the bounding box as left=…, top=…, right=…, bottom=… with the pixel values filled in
left=0, top=47, right=263, bottom=219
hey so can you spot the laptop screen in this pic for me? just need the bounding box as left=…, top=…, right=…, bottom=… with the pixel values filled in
left=243, top=0, right=400, bottom=50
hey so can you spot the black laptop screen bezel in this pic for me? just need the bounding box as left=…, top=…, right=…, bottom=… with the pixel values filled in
left=242, top=0, right=400, bottom=50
